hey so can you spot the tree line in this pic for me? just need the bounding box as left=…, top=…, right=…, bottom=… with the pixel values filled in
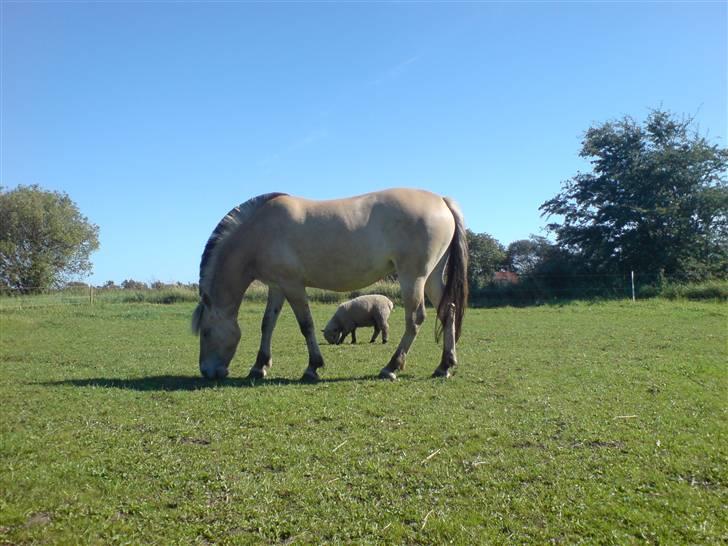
left=2, top=109, right=726, bottom=300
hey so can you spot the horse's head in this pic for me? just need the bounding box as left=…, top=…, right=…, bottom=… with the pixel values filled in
left=192, top=293, right=241, bottom=379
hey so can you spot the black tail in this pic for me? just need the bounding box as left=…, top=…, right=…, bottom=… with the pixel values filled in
left=436, top=197, right=469, bottom=343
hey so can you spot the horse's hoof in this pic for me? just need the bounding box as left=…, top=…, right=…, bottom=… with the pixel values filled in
left=432, top=367, right=452, bottom=379
left=301, top=368, right=320, bottom=382
left=378, top=368, right=397, bottom=381
left=247, top=367, right=268, bottom=380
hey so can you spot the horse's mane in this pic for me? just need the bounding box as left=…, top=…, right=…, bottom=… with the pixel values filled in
left=198, top=192, right=287, bottom=296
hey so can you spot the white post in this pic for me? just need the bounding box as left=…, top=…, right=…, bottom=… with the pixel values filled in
left=631, top=270, right=636, bottom=302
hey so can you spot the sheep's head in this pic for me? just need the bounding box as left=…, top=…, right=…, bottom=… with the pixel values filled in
left=322, top=320, right=342, bottom=345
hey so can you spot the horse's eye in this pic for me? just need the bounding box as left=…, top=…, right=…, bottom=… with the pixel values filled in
left=202, top=328, right=211, bottom=339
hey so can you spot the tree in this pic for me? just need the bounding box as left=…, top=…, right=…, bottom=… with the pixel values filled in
left=121, top=279, right=147, bottom=290
left=466, top=230, right=506, bottom=289
left=540, top=109, right=728, bottom=281
left=0, top=185, right=99, bottom=293
left=505, top=236, right=554, bottom=275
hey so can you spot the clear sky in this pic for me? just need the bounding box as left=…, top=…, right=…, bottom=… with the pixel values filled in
left=1, top=1, right=726, bottom=285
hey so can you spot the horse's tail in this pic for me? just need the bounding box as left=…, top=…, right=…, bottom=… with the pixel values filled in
left=436, top=197, right=469, bottom=343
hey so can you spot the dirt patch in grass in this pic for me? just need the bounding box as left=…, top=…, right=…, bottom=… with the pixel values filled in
left=24, top=512, right=52, bottom=527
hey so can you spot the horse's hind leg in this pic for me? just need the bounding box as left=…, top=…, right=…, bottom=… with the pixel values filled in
left=248, top=285, right=285, bottom=380
left=432, top=303, right=457, bottom=378
left=380, top=277, right=426, bottom=380
left=425, top=259, right=458, bottom=378
left=282, top=284, right=325, bottom=382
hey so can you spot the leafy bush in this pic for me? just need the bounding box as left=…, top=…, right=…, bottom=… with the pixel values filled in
left=658, top=280, right=728, bottom=301
left=637, top=284, right=660, bottom=299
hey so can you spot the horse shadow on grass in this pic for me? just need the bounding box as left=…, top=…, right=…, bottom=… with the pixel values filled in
left=38, top=374, right=380, bottom=392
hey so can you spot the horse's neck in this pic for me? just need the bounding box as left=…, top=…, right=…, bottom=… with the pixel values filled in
left=208, top=237, right=253, bottom=314
left=208, top=278, right=250, bottom=320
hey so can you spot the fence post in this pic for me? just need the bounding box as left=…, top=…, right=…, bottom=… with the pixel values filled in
left=631, top=270, right=636, bottom=302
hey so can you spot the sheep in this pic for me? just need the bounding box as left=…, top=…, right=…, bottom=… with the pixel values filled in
left=322, top=295, right=395, bottom=345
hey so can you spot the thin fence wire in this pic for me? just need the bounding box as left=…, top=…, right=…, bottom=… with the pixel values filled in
left=0, top=275, right=638, bottom=309
left=0, top=280, right=401, bottom=309
left=2, top=274, right=724, bottom=310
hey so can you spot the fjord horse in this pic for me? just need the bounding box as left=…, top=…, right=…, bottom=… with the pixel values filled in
left=192, top=189, right=468, bottom=381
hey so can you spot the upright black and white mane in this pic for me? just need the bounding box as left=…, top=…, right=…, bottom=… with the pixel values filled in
left=198, top=192, right=287, bottom=296
left=192, top=192, right=286, bottom=334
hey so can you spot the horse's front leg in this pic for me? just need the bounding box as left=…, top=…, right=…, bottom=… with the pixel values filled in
left=248, top=285, right=285, bottom=380
left=283, top=285, right=325, bottom=382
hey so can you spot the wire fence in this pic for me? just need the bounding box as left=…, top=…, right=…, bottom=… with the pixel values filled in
left=470, top=272, right=727, bottom=306
left=0, top=280, right=400, bottom=310
left=2, top=274, right=725, bottom=311
left=0, top=286, right=98, bottom=310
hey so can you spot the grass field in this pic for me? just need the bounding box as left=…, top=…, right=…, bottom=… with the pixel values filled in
left=0, top=296, right=726, bottom=544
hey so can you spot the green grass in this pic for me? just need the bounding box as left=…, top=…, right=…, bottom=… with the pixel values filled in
left=0, top=296, right=726, bottom=544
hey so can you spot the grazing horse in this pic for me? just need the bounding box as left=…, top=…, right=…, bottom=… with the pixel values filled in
left=191, top=188, right=468, bottom=381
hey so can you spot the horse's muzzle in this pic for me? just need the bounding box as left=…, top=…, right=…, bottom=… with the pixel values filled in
left=200, top=362, right=229, bottom=380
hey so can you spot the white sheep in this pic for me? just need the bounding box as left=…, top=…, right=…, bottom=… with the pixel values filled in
left=322, top=295, right=395, bottom=345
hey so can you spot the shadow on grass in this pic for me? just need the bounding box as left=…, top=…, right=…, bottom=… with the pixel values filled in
left=38, top=374, right=380, bottom=391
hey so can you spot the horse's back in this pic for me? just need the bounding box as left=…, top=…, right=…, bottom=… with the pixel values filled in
left=270, top=188, right=452, bottom=236
left=249, top=189, right=456, bottom=290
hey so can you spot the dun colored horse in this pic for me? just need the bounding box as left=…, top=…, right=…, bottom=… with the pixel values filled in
left=192, top=188, right=468, bottom=381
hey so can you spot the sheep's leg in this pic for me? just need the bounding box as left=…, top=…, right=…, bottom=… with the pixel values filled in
left=372, top=313, right=388, bottom=343
left=380, top=277, right=426, bottom=380
left=282, top=284, right=324, bottom=381
left=350, top=328, right=357, bottom=344
left=248, top=285, right=285, bottom=380
left=425, top=256, right=458, bottom=378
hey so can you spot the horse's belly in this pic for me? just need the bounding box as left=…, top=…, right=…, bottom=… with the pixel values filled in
left=254, top=241, right=393, bottom=292
left=301, top=258, right=394, bottom=292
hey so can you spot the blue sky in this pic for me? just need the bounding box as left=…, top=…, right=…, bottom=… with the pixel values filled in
left=2, top=1, right=726, bottom=285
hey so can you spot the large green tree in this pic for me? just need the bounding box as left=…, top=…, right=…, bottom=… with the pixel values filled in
left=540, top=109, right=728, bottom=281
left=505, top=236, right=554, bottom=275
left=466, top=230, right=506, bottom=289
left=0, top=185, right=100, bottom=292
